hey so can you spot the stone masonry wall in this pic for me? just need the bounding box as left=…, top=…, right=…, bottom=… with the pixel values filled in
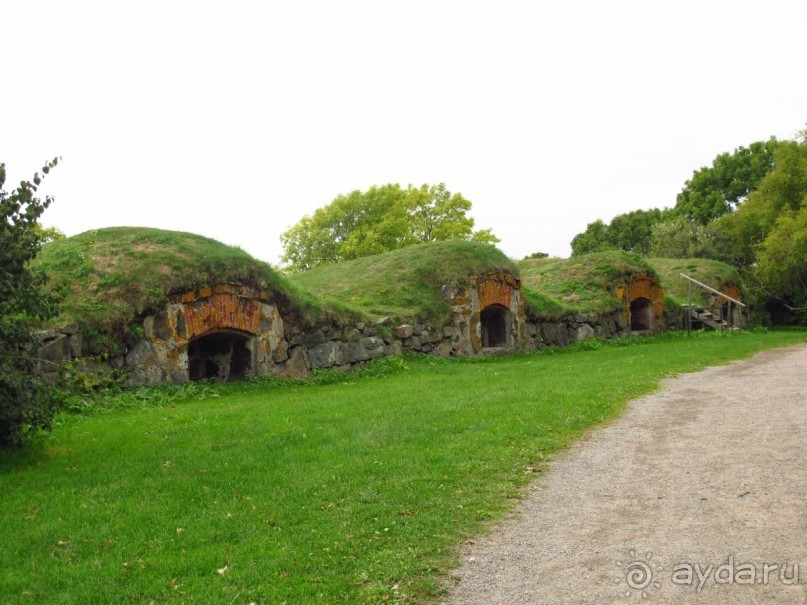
left=34, top=274, right=668, bottom=387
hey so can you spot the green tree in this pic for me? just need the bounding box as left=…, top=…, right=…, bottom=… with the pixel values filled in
left=648, top=217, right=718, bottom=258
left=675, top=138, right=779, bottom=223
left=714, top=139, right=807, bottom=268
left=0, top=159, right=59, bottom=448
left=570, top=209, right=670, bottom=256
left=755, top=205, right=807, bottom=320
left=281, top=183, right=499, bottom=271
left=570, top=219, right=611, bottom=256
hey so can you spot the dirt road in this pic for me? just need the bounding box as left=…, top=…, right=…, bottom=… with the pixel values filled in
left=446, top=345, right=807, bottom=604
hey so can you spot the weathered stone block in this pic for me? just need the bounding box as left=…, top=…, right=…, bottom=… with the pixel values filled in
left=576, top=324, right=595, bottom=341
left=294, top=331, right=325, bottom=347
left=435, top=341, right=453, bottom=358
left=39, top=334, right=70, bottom=363
left=35, top=329, right=56, bottom=342
left=395, top=324, right=414, bottom=339
left=421, top=329, right=442, bottom=344
left=279, top=347, right=311, bottom=378
left=69, top=334, right=83, bottom=358
left=556, top=324, right=570, bottom=347
left=59, top=323, right=80, bottom=336
left=540, top=322, right=557, bottom=345
left=126, top=340, right=155, bottom=366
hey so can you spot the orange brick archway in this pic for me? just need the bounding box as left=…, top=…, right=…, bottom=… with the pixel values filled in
left=142, top=283, right=287, bottom=383
left=171, top=283, right=270, bottom=339
left=614, top=273, right=664, bottom=332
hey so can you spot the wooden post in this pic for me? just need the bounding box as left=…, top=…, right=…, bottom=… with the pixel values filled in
left=687, top=279, right=692, bottom=336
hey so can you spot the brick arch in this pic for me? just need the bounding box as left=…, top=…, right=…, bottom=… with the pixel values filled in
left=176, top=284, right=269, bottom=339
left=442, top=272, right=528, bottom=355
left=141, top=283, right=288, bottom=384
left=615, top=273, right=665, bottom=332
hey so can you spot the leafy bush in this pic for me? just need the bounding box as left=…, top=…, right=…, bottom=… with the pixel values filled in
left=0, top=159, right=60, bottom=447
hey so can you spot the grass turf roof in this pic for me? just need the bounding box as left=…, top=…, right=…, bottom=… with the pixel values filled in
left=647, top=257, right=745, bottom=308
left=286, top=240, right=519, bottom=324
left=34, top=227, right=338, bottom=340
left=517, top=250, right=658, bottom=317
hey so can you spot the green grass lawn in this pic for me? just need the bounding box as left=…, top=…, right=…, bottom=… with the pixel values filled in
left=1, top=331, right=805, bottom=604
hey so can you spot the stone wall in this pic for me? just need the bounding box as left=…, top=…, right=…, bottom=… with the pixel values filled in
left=33, top=274, right=668, bottom=387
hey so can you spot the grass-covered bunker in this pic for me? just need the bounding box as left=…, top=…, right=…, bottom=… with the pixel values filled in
left=33, top=229, right=748, bottom=387
left=35, top=231, right=533, bottom=386
left=34, top=227, right=338, bottom=385
left=518, top=251, right=666, bottom=335
left=287, top=240, right=529, bottom=356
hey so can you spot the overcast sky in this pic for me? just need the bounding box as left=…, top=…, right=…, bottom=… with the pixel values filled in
left=2, top=1, right=805, bottom=264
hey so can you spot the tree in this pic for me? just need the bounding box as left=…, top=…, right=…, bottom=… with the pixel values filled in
left=0, top=158, right=59, bottom=448
left=648, top=217, right=718, bottom=258
left=713, top=140, right=807, bottom=268
left=281, top=183, right=499, bottom=271
left=570, top=208, right=670, bottom=256
left=674, top=138, right=779, bottom=223
left=755, top=205, right=807, bottom=320
left=570, top=219, right=611, bottom=256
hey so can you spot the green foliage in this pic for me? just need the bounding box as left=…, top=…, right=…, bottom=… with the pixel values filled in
left=755, top=205, right=807, bottom=322
left=35, top=227, right=341, bottom=348
left=523, top=251, right=549, bottom=260
left=570, top=208, right=671, bottom=256
left=281, top=183, right=499, bottom=271
left=0, top=331, right=804, bottom=603
left=287, top=240, right=518, bottom=324
left=55, top=356, right=410, bottom=416
left=675, top=138, right=779, bottom=223
left=709, top=139, right=807, bottom=321
left=648, top=217, right=719, bottom=258
left=0, top=159, right=60, bottom=448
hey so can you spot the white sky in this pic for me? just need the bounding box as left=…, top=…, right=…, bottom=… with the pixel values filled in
left=2, top=0, right=805, bottom=263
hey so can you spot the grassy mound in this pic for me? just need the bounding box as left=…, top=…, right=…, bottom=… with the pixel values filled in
left=517, top=251, right=658, bottom=317
left=647, top=258, right=744, bottom=308
left=286, top=240, right=518, bottom=324
left=35, top=227, right=333, bottom=340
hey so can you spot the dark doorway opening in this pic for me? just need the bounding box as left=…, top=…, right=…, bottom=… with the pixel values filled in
left=630, top=297, right=652, bottom=331
left=481, top=304, right=508, bottom=348
left=188, top=332, right=252, bottom=382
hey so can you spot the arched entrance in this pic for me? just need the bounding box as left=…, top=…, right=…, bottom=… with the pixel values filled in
left=188, top=331, right=253, bottom=382
left=630, top=297, right=652, bottom=331
left=481, top=304, right=509, bottom=348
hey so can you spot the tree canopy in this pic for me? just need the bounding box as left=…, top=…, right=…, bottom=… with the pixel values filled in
left=281, top=183, right=499, bottom=271
left=0, top=159, right=59, bottom=447
left=570, top=208, right=670, bottom=256
left=566, top=128, right=807, bottom=324
left=570, top=137, right=781, bottom=259
left=674, top=138, right=779, bottom=223
left=714, top=139, right=807, bottom=320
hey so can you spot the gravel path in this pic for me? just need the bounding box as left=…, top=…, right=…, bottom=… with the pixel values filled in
left=446, top=344, right=807, bottom=605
